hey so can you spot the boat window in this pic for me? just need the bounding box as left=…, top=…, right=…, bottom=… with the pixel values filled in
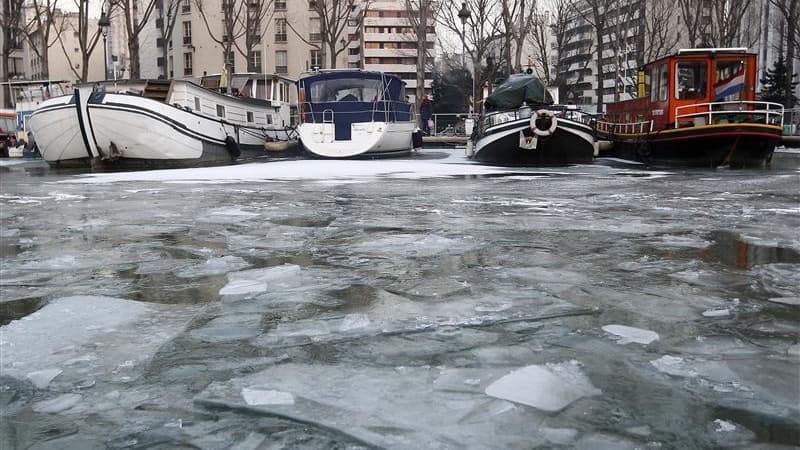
left=216, top=104, right=225, bottom=118
left=649, top=66, right=658, bottom=101
left=194, top=96, right=200, bottom=111
left=247, top=111, right=254, bottom=122
left=675, top=61, right=707, bottom=100
left=0, top=116, right=16, bottom=133
left=308, top=77, right=383, bottom=102
left=658, top=64, right=669, bottom=101
left=714, top=59, right=746, bottom=101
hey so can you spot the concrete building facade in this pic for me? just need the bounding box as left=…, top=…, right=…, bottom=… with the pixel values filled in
left=355, top=1, right=436, bottom=101
left=556, top=0, right=646, bottom=113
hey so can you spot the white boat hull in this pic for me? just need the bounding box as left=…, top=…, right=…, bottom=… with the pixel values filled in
left=28, top=88, right=100, bottom=166
left=28, top=81, right=292, bottom=168
left=297, top=121, right=414, bottom=158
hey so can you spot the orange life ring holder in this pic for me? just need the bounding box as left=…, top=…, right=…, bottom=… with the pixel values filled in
left=530, top=109, right=558, bottom=137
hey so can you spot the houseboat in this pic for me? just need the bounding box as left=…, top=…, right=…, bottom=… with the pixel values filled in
left=295, top=70, right=417, bottom=158
left=467, top=74, right=596, bottom=166
left=595, top=48, right=784, bottom=168
left=28, top=74, right=294, bottom=169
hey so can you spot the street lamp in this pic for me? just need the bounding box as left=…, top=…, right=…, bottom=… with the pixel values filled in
left=457, top=2, right=471, bottom=113
left=457, top=2, right=470, bottom=68
left=98, top=11, right=111, bottom=80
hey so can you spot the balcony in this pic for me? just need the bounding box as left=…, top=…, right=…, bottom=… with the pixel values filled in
left=275, top=65, right=288, bottom=74
left=309, top=32, right=321, bottom=42
left=275, top=0, right=286, bottom=9
left=183, top=36, right=192, bottom=45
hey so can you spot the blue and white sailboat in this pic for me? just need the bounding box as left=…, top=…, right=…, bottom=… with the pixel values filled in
left=296, top=70, right=418, bottom=158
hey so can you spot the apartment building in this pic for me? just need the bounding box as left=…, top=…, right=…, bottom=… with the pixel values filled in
left=136, top=0, right=345, bottom=85
left=556, top=0, right=646, bottom=113
left=354, top=1, right=435, bottom=101
left=17, top=7, right=104, bottom=83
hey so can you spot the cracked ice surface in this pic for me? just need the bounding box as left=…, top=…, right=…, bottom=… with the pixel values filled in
left=1, top=153, right=799, bottom=448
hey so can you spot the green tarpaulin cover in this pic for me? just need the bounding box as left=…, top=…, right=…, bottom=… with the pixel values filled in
left=484, top=74, right=553, bottom=111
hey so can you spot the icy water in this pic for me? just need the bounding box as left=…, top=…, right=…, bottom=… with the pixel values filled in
left=1, top=151, right=798, bottom=449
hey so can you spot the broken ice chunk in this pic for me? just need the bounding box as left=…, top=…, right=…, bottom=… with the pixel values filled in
left=241, top=387, right=294, bottom=406
left=219, top=264, right=302, bottom=296
left=602, top=324, right=659, bottom=345
left=32, top=393, right=82, bottom=413
left=26, top=368, right=62, bottom=389
left=702, top=309, right=730, bottom=318
left=485, top=361, right=601, bottom=412
left=714, top=419, right=736, bottom=432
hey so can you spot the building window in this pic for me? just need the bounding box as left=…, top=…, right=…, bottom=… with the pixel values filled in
left=194, top=96, right=200, bottom=111
left=247, top=111, right=254, bottom=122
left=310, top=49, right=322, bottom=68
left=181, top=0, right=190, bottom=13
left=216, top=104, right=225, bottom=118
left=183, top=52, right=193, bottom=76
left=308, top=0, right=317, bottom=8
left=267, top=114, right=273, bottom=124
left=275, top=0, right=286, bottom=9
left=275, top=50, right=288, bottom=74
left=182, top=21, right=192, bottom=45
left=249, top=50, right=262, bottom=73
left=309, top=17, right=321, bottom=41
left=275, top=18, right=287, bottom=43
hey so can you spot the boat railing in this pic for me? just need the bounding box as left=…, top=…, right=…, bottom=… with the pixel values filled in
left=595, top=120, right=654, bottom=135
left=298, top=101, right=414, bottom=124
left=482, top=107, right=533, bottom=130
left=674, top=101, right=784, bottom=129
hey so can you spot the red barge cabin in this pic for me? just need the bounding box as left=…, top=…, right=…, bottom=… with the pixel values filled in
left=595, top=48, right=784, bottom=168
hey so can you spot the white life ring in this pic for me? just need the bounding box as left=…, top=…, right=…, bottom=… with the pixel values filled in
left=530, top=109, right=558, bottom=137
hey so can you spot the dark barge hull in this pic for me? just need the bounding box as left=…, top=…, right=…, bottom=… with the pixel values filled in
left=472, top=119, right=595, bottom=166
left=599, top=124, right=782, bottom=168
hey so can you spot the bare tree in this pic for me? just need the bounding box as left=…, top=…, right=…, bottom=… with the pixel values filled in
left=1, top=0, right=25, bottom=106
left=569, top=0, right=610, bottom=111
left=110, top=0, right=158, bottom=79
left=707, top=0, right=754, bottom=48
left=498, top=0, right=536, bottom=74
left=155, top=0, right=181, bottom=79
left=437, top=0, right=503, bottom=113
left=676, top=0, right=709, bottom=47
left=305, top=0, right=365, bottom=69
left=55, top=0, right=109, bottom=82
left=404, top=0, right=438, bottom=105
left=195, top=0, right=272, bottom=89
left=768, top=0, right=799, bottom=102
left=528, top=0, right=570, bottom=85
left=642, top=0, right=679, bottom=62
left=20, top=0, right=64, bottom=79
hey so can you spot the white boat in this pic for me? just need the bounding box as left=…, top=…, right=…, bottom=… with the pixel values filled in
left=28, top=75, right=294, bottom=168
left=296, top=70, right=418, bottom=158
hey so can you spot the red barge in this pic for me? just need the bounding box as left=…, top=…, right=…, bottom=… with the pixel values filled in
left=595, top=48, right=784, bottom=168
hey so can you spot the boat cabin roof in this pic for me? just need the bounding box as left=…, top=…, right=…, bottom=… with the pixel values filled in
left=297, top=70, right=407, bottom=102
left=642, top=48, right=754, bottom=71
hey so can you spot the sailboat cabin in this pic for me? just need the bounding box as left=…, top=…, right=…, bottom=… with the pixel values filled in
left=604, top=48, right=762, bottom=129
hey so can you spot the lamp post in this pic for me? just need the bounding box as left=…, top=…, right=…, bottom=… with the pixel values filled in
left=98, top=11, right=111, bottom=80
left=457, top=2, right=470, bottom=68
left=457, top=2, right=471, bottom=112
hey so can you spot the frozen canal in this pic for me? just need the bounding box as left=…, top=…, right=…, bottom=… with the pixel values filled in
left=1, top=150, right=799, bottom=449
